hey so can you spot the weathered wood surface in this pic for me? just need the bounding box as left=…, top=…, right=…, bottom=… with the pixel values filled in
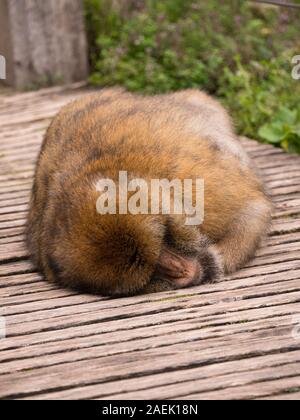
left=0, top=0, right=88, bottom=89
left=0, top=85, right=300, bottom=400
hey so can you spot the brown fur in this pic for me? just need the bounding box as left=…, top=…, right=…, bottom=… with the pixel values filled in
left=27, top=88, right=272, bottom=296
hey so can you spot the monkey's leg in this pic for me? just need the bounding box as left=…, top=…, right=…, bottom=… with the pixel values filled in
left=215, top=199, right=272, bottom=274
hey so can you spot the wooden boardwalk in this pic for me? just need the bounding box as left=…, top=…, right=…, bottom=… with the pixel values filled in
left=0, top=85, right=300, bottom=400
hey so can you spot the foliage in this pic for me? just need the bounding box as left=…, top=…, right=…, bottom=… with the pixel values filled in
left=259, top=107, right=300, bottom=154
left=85, top=0, right=300, bottom=154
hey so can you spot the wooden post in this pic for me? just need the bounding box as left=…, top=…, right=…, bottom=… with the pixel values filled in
left=0, top=0, right=89, bottom=89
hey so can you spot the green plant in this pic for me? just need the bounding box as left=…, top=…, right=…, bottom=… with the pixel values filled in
left=84, top=0, right=300, bottom=154
left=259, top=107, right=300, bottom=154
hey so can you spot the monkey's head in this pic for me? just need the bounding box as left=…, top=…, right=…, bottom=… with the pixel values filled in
left=41, top=177, right=223, bottom=296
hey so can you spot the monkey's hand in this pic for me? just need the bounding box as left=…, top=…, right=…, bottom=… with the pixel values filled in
left=154, top=248, right=203, bottom=288
left=142, top=243, right=224, bottom=294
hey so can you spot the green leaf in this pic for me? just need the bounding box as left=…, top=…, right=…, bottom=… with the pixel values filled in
left=275, top=108, right=298, bottom=125
left=258, top=123, right=286, bottom=143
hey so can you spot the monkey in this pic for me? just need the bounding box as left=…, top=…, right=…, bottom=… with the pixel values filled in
left=27, top=88, right=273, bottom=296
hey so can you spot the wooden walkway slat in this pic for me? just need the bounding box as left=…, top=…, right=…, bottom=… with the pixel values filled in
left=0, top=85, right=300, bottom=400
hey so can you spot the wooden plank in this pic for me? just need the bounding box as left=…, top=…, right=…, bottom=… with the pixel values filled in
left=0, top=235, right=25, bottom=245
left=105, top=363, right=300, bottom=400
left=0, top=211, right=28, bottom=222
left=0, top=82, right=87, bottom=105
left=3, top=264, right=300, bottom=319
left=4, top=287, right=300, bottom=338
left=0, top=192, right=30, bottom=203
left=0, top=226, right=27, bottom=239
left=2, top=300, right=299, bottom=357
left=0, top=260, right=34, bottom=276
left=0, top=241, right=28, bottom=261
left=270, top=219, right=300, bottom=235
left=0, top=332, right=298, bottom=399
left=179, top=377, right=300, bottom=400
left=0, top=273, right=43, bottom=288
left=0, top=87, right=299, bottom=400
left=258, top=392, right=300, bottom=400
left=32, top=354, right=300, bottom=400
left=0, top=218, right=27, bottom=231
left=0, top=317, right=296, bottom=377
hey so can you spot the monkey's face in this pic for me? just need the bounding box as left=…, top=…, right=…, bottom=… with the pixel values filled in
left=43, top=180, right=222, bottom=296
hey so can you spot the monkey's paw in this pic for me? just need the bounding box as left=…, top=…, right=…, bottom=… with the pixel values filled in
left=143, top=244, right=224, bottom=294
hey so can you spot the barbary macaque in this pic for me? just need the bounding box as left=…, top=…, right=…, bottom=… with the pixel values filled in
left=27, top=88, right=272, bottom=296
